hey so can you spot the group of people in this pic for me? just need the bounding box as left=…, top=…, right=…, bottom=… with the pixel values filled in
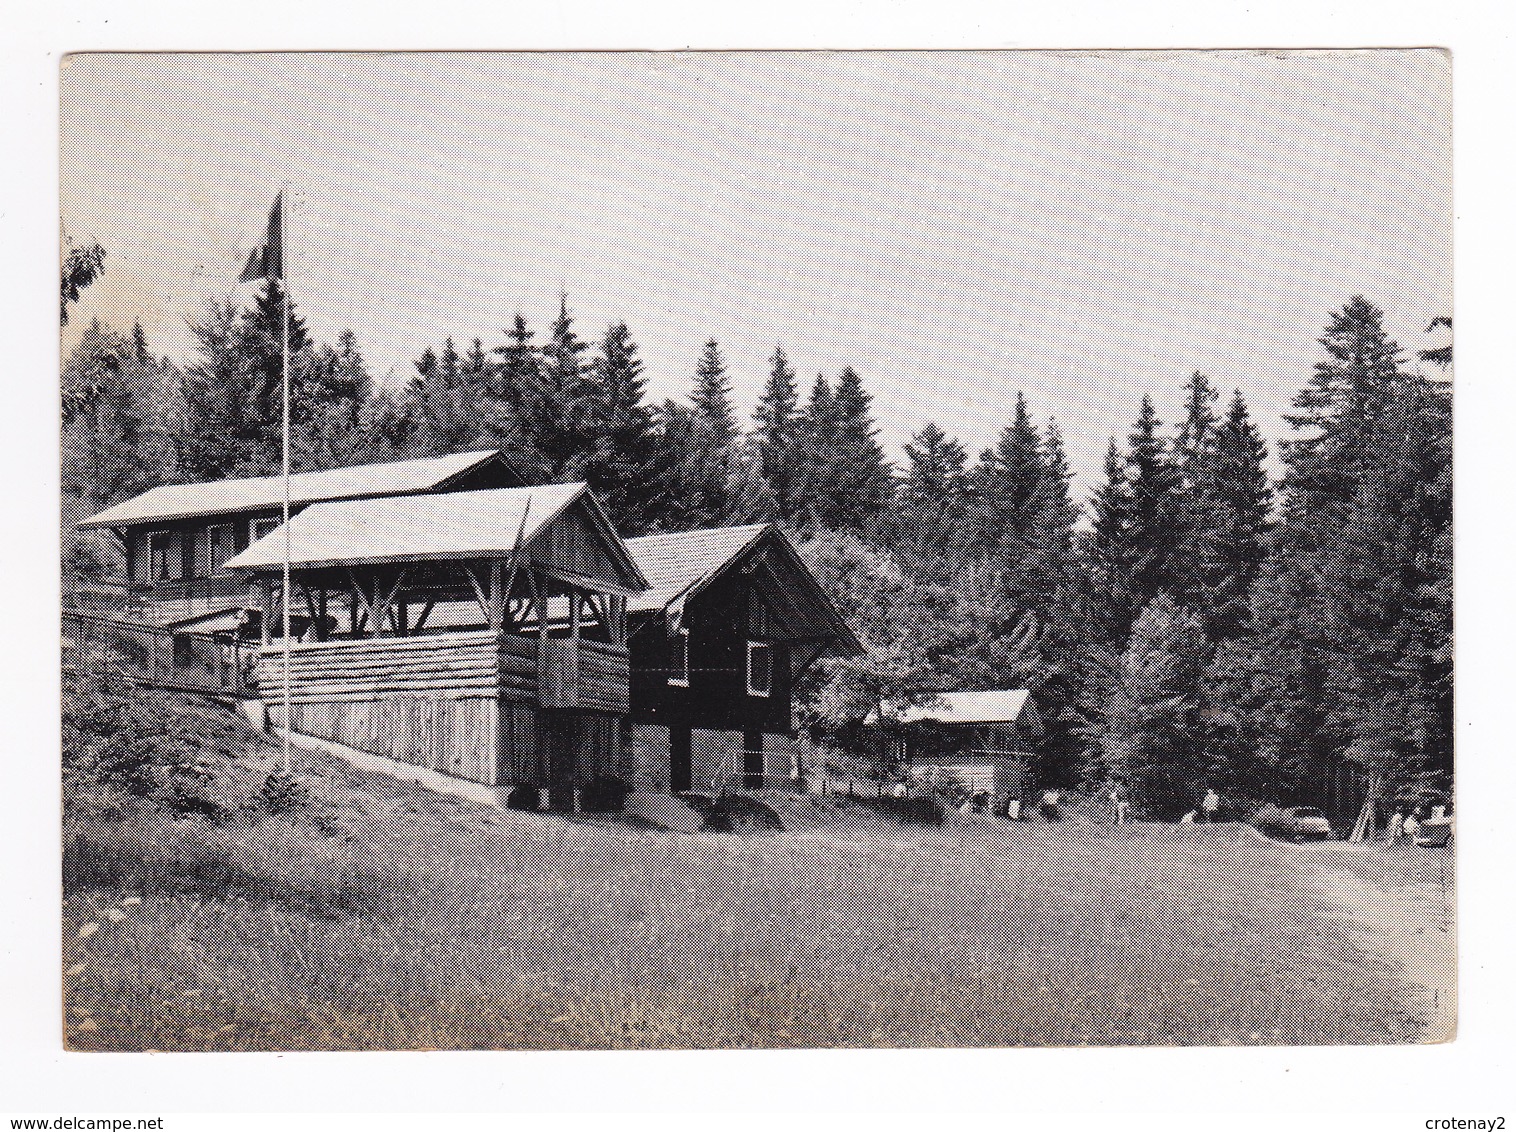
left=1383, top=804, right=1449, bottom=843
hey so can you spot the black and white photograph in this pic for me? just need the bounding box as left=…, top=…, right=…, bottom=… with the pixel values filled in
left=55, top=47, right=1454, bottom=1056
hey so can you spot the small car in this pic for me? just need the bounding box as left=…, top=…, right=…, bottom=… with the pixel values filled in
left=1284, top=806, right=1334, bottom=841
left=1414, top=813, right=1454, bottom=848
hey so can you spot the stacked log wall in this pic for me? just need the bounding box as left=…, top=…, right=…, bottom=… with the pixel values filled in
left=259, top=631, right=510, bottom=785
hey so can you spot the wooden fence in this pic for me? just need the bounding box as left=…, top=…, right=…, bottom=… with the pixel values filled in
left=62, top=611, right=251, bottom=698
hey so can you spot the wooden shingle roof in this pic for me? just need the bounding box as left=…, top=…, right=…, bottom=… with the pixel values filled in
left=624, top=524, right=862, bottom=654
left=79, top=450, right=518, bottom=528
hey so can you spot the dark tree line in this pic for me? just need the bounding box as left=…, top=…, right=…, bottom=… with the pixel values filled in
left=63, top=278, right=1451, bottom=817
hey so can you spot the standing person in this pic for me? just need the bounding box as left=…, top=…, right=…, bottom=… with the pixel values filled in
left=1107, top=786, right=1122, bottom=824
left=1202, top=788, right=1221, bottom=823
left=1006, top=795, right=1021, bottom=821
left=1403, top=809, right=1423, bottom=842
left=1115, top=794, right=1131, bottom=827
left=1040, top=788, right=1061, bottom=821
left=1385, top=809, right=1406, bottom=843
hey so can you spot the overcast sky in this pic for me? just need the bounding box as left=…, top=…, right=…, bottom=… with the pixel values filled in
left=60, top=50, right=1451, bottom=489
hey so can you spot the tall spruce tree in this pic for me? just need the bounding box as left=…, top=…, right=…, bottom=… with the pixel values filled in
left=583, top=321, right=659, bottom=531
left=691, top=339, right=737, bottom=446
left=754, top=345, right=800, bottom=522
left=969, top=392, right=1045, bottom=556
left=1123, top=395, right=1181, bottom=610
left=1185, top=389, right=1273, bottom=640
left=1084, top=437, right=1138, bottom=643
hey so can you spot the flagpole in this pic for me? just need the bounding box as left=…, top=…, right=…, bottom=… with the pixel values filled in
left=280, top=186, right=292, bottom=777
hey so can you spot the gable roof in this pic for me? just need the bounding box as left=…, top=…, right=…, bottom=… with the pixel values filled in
left=893, top=690, right=1040, bottom=729
left=626, top=524, right=770, bottom=614
left=625, top=524, right=862, bottom=654
left=223, top=483, right=647, bottom=591
left=78, top=450, right=519, bottom=528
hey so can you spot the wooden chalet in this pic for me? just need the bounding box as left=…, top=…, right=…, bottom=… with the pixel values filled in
left=223, top=483, right=647, bottom=807
left=77, top=450, right=523, bottom=627
left=623, top=524, right=862, bottom=793
left=890, top=690, right=1043, bottom=800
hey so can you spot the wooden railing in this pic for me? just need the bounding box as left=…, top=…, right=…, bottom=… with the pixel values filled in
left=62, top=611, right=251, bottom=698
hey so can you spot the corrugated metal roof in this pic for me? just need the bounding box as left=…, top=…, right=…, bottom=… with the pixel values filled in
left=893, top=690, right=1034, bottom=726
left=223, top=484, right=645, bottom=589
left=624, top=524, right=769, bottom=613
left=79, top=450, right=512, bottom=528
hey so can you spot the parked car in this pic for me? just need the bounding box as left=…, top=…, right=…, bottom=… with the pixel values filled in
left=1283, top=806, right=1334, bottom=841
left=1414, top=813, right=1454, bottom=848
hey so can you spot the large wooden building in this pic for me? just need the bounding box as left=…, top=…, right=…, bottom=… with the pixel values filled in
left=79, top=457, right=863, bottom=803
left=223, top=482, right=647, bottom=805
left=623, top=525, right=862, bottom=792
left=77, top=450, right=523, bottom=627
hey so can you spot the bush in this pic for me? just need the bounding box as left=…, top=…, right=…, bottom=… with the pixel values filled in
left=259, top=771, right=309, bottom=815
left=579, top=775, right=632, bottom=813
left=62, top=669, right=233, bottom=821
left=687, top=792, right=786, bottom=832
left=505, top=783, right=543, bottom=811
left=877, top=793, right=947, bottom=825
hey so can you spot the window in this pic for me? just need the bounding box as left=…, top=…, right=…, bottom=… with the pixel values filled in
left=251, top=517, right=280, bottom=543
left=748, top=588, right=771, bottom=637
left=668, top=628, right=690, bottom=686
left=746, top=640, right=773, bottom=698
left=147, top=531, right=182, bottom=581
left=205, top=524, right=236, bottom=575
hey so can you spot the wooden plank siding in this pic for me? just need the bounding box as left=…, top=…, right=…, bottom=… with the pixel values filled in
left=257, top=629, right=628, bottom=794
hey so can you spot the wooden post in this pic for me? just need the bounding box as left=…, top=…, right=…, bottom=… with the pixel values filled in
left=489, top=559, right=504, bottom=633
left=317, top=587, right=329, bottom=641
left=259, top=575, right=273, bottom=647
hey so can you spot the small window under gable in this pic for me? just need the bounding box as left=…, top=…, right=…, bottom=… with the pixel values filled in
left=668, top=628, right=690, bottom=687
left=251, top=517, right=280, bottom=543
left=748, top=586, right=772, bottom=638
left=747, top=640, right=773, bottom=698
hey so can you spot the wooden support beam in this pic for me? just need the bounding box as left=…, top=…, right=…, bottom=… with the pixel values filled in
left=412, top=597, right=437, bottom=633
left=462, top=565, right=490, bottom=620
left=489, top=559, right=504, bottom=633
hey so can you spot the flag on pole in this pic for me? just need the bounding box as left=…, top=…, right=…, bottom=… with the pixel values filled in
left=239, top=193, right=284, bottom=282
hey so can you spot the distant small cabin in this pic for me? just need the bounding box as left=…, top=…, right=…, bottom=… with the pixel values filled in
left=224, top=482, right=647, bottom=808
left=890, top=690, right=1043, bottom=799
left=623, top=524, right=863, bottom=793
left=77, top=450, right=524, bottom=626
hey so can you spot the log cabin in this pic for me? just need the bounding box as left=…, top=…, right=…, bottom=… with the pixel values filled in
left=623, top=524, right=863, bottom=793
left=889, top=690, right=1043, bottom=800
left=76, top=450, right=524, bottom=628
left=222, top=482, right=647, bottom=808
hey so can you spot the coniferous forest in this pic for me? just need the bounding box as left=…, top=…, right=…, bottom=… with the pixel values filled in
left=62, top=279, right=1452, bottom=820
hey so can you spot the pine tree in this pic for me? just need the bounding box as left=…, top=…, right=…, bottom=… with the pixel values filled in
left=969, top=392, right=1045, bottom=556
left=1172, top=371, right=1219, bottom=492
left=1088, top=593, right=1212, bottom=818
left=1084, top=438, right=1138, bottom=642
left=828, top=365, right=895, bottom=532
left=902, top=422, right=968, bottom=509
left=535, top=295, right=595, bottom=478
left=1185, top=389, right=1273, bottom=640
left=753, top=345, right=800, bottom=522
left=583, top=321, right=659, bottom=531
left=1124, top=395, right=1181, bottom=609
left=491, top=313, right=550, bottom=476
left=691, top=339, right=737, bottom=446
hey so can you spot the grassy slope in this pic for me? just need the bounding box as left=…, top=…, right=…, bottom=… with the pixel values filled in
left=63, top=694, right=1450, bottom=1050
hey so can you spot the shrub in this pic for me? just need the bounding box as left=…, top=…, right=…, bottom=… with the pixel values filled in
left=877, top=793, right=947, bottom=825
left=580, top=775, right=632, bottom=813
left=259, top=771, right=309, bottom=815
left=690, top=793, right=786, bottom=832
left=505, top=783, right=542, bottom=811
